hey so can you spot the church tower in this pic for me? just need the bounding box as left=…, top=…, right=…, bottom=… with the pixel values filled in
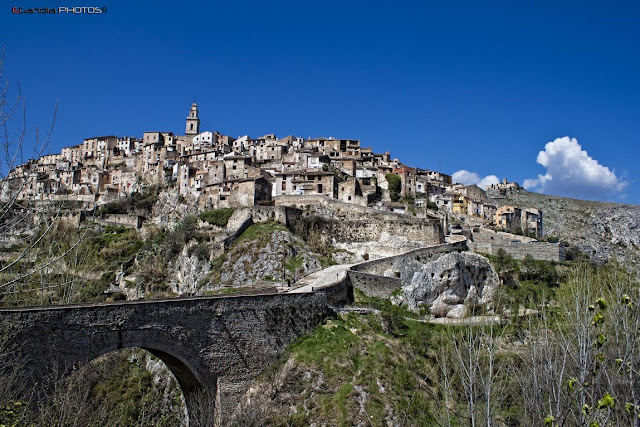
left=185, top=102, right=200, bottom=136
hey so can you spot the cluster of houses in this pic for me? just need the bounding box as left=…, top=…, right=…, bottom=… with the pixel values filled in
left=1, top=103, right=542, bottom=237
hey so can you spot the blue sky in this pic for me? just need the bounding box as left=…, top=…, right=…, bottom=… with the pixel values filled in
left=2, top=0, right=639, bottom=203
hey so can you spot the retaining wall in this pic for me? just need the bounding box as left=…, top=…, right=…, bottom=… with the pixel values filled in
left=469, top=241, right=565, bottom=262
left=282, top=206, right=442, bottom=246
left=93, top=214, right=144, bottom=229
left=312, top=274, right=353, bottom=307
left=350, top=240, right=468, bottom=276
left=348, top=271, right=401, bottom=300
left=347, top=240, right=468, bottom=299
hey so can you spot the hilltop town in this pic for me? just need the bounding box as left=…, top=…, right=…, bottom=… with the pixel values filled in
left=1, top=102, right=542, bottom=239
left=2, top=103, right=638, bottom=426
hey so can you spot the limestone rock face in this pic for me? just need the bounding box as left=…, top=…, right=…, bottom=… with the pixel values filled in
left=403, top=252, right=499, bottom=317
left=487, top=188, right=640, bottom=264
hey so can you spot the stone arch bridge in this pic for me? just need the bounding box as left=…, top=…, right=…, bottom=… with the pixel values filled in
left=0, top=292, right=330, bottom=426
left=0, top=240, right=465, bottom=425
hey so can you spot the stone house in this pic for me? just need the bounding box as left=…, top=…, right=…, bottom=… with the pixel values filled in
left=115, top=137, right=139, bottom=156
left=62, top=145, right=82, bottom=164
left=487, top=178, right=520, bottom=191
left=335, top=159, right=357, bottom=176
left=59, top=169, right=81, bottom=191
left=482, top=203, right=497, bottom=223
left=203, top=177, right=272, bottom=209
left=178, top=164, right=198, bottom=197
left=393, top=166, right=417, bottom=198
left=273, top=169, right=338, bottom=198
left=451, top=194, right=469, bottom=216
left=467, top=198, right=484, bottom=217
left=306, top=154, right=331, bottom=170
left=427, top=170, right=452, bottom=185
left=307, top=138, right=362, bottom=159
left=82, top=136, right=117, bottom=161
left=229, top=176, right=272, bottom=207
left=414, top=171, right=429, bottom=196
left=337, top=177, right=376, bottom=206
left=495, top=205, right=523, bottom=233
left=255, top=142, right=288, bottom=162
left=522, top=208, right=543, bottom=238
left=224, top=154, right=254, bottom=180
left=427, top=182, right=447, bottom=202
left=355, top=167, right=377, bottom=179
left=435, top=194, right=453, bottom=213
left=463, top=184, right=487, bottom=204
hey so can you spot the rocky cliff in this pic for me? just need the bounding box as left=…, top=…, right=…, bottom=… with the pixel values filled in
left=488, top=189, right=640, bottom=265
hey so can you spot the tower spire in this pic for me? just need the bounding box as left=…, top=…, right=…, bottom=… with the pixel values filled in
left=185, top=101, right=200, bottom=136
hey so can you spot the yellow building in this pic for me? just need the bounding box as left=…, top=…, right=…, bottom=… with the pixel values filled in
left=451, top=194, right=468, bottom=215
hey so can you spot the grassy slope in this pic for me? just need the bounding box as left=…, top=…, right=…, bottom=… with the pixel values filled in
left=244, top=255, right=586, bottom=427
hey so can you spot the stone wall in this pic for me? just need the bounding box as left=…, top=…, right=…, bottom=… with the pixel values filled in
left=348, top=271, right=401, bottom=299
left=247, top=206, right=288, bottom=225
left=278, top=196, right=443, bottom=246
left=348, top=240, right=468, bottom=299
left=469, top=241, right=565, bottom=262
left=312, top=274, right=353, bottom=307
left=471, top=228, right=536, bottom=244
left=93, top=213, right=144, bottom=229
left=351, top=240, right=468, bottom=276
left=210, top=207, right=290, bottom=256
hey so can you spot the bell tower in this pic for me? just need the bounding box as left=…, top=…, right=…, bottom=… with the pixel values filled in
left=185, top=101, right=200, bottom=136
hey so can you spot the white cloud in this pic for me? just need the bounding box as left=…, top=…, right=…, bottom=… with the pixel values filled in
left=523, top=136, right=627, bottom=200
left=452, top=170, right=500, bottom=189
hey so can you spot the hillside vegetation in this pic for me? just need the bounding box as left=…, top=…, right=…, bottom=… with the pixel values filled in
left=242, top=259, right=639, bottom=426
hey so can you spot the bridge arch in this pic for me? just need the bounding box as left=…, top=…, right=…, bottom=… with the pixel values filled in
left=65, top=343, right=216, bottom=426
left=93, top=341, right=205, bottom=396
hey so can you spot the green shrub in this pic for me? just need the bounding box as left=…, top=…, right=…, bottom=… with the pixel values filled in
left=381, top=304, right=409, bottom=337
left=385, top=173, right=401, bottom=202
left=189, top=243, right=209, bottom=261
left=97, top=186, right=160, bottom=216
left=111, top=292, right=127, bottom=301
left=199, top=208, right=234, bottom=227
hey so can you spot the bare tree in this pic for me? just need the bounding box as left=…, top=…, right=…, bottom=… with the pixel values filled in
left=187, top=388, right=219, bottom=427
left=517, top=263, right=640, bottom=426
left=437, top=319, right=508, bottom=427
left=0, top=48, right=106, bottom=306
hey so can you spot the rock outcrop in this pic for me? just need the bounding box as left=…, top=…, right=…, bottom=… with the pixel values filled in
left=488, top=188, right=640, bottom=264
left=402, top=252, right=499, bottom=318
left=217, top=229, right=326, bottom=288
